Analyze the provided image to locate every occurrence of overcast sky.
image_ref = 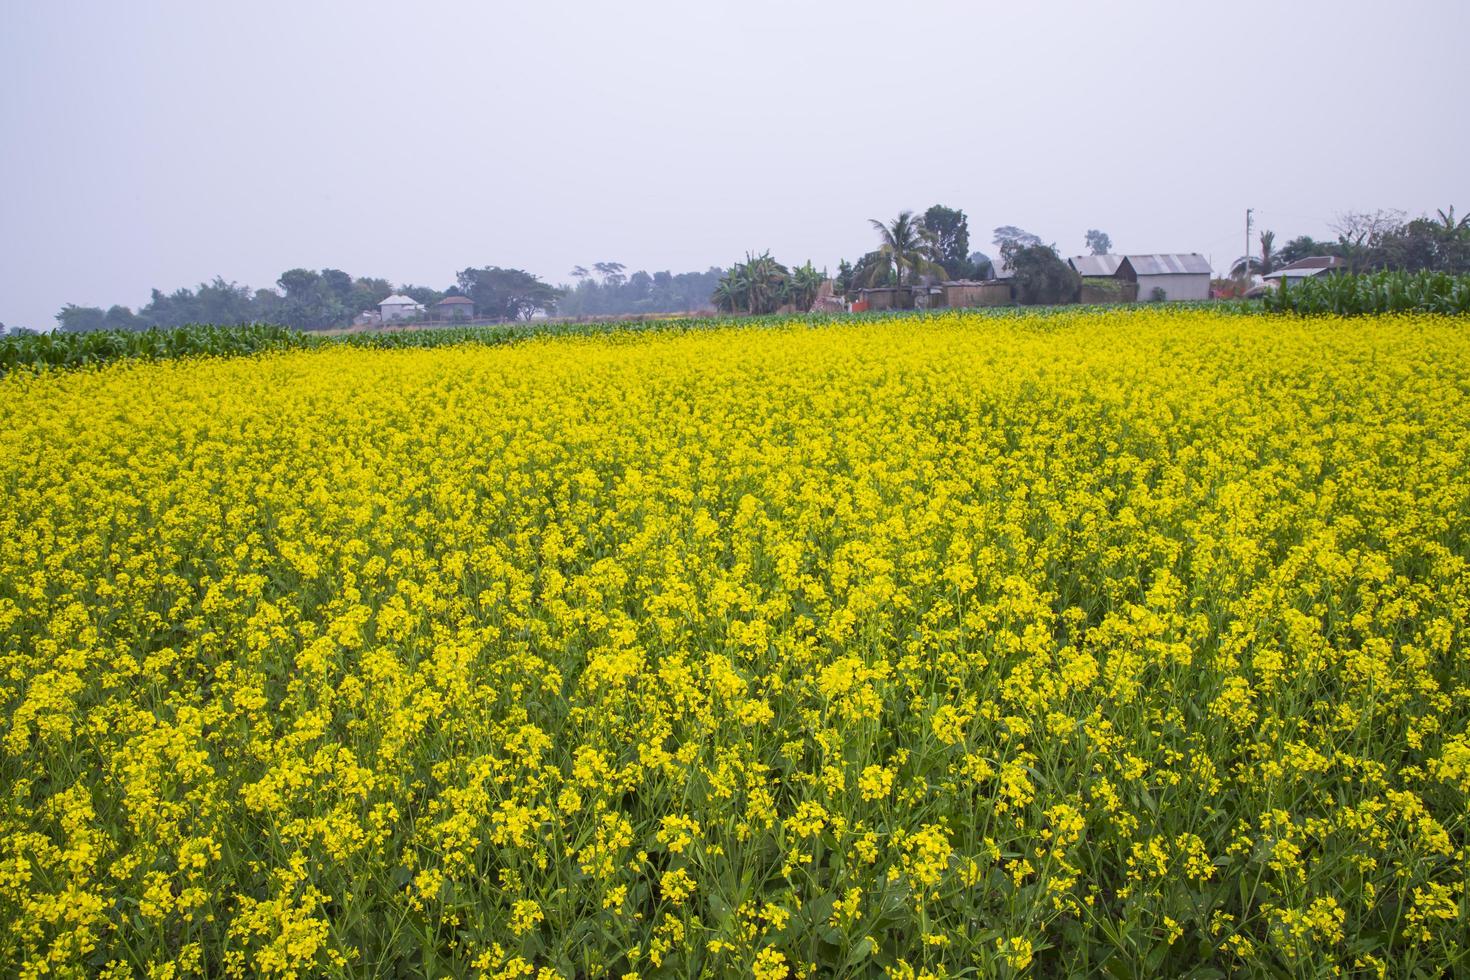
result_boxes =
[2,0,1466,330]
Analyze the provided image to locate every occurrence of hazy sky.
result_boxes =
[2,0,1466,330]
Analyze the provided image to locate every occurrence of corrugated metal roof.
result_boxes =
[1275,255,1346,272]
[1123,253,1212,276]
[436,295,475,305]
[1068,254,1124,277]
[1263,266,1334,281]
[379,294,422,306]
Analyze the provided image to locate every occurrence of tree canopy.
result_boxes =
[868,211,946,287]
[923,205,973,278]
[1009,244,1080,305]
[711,253,823,315]
[455,267,562,321]
[1085,229,1112,255]
[993,226,1044,263]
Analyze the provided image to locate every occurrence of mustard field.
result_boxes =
[2,308,1468,978]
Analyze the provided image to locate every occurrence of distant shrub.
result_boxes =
[1080,277,1126,297]
[1148,286,1167,303]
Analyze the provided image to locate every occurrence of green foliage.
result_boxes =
[1372,211,1470,273]
[455,266,562,320]
[1080,277,1128,297]
[1,323,308,372]
[1262,271,1470,315]
[838,251,894,297]
[993,226,1042,262]
[559,265,723,317]
[923,205,972,278]
[56,304,109,333]
[1276,235,1335,266]
[869,212,946,287]
[712,252,805,315]
[1009,244,1081,305]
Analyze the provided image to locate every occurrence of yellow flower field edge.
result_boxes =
[1,308,1467,978]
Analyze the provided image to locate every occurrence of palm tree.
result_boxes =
[1231,229,1283,277]
[1434,206,1469,235]
[868,211,946,286]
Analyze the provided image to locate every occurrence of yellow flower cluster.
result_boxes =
[1,308,1467,976]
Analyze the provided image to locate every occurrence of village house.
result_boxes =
[434,295,475,320]
[1071,254,1212,302]
[1262,255,1348,285]
[378,294,425,323]
[1118,254,1212,302]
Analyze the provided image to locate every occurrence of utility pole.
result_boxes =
[1244,208,1254,278]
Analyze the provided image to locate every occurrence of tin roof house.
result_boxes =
[1116,254,1212,302]
[1262,256,1348,284]
[379,294,425,323]
[1066,253,1211,302]
[434,295,476,320]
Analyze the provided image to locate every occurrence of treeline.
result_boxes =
[53,266,570,333]
[51,261,727,334]
[59,270,403,333]
[555,263,723,317]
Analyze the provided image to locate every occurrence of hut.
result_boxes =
[859,286,915,311]
[435,295,476,320]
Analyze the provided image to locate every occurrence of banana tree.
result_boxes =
[786,261,824,311]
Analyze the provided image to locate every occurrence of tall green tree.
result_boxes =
[456,267,561,320]
[869,211,944,286]
[275,269,348,330]
[1009,244,1079,305]
[56,304,108,333]
[349,277,395,316]
[923,205,972,278]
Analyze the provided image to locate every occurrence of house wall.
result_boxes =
[862,288,915,311]
[942,283,1012,308]
[1135,274,1209,302]
[381,304,418,322]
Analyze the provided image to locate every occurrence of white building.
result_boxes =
[1118,254,1212,302]
[379,294,425,323]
